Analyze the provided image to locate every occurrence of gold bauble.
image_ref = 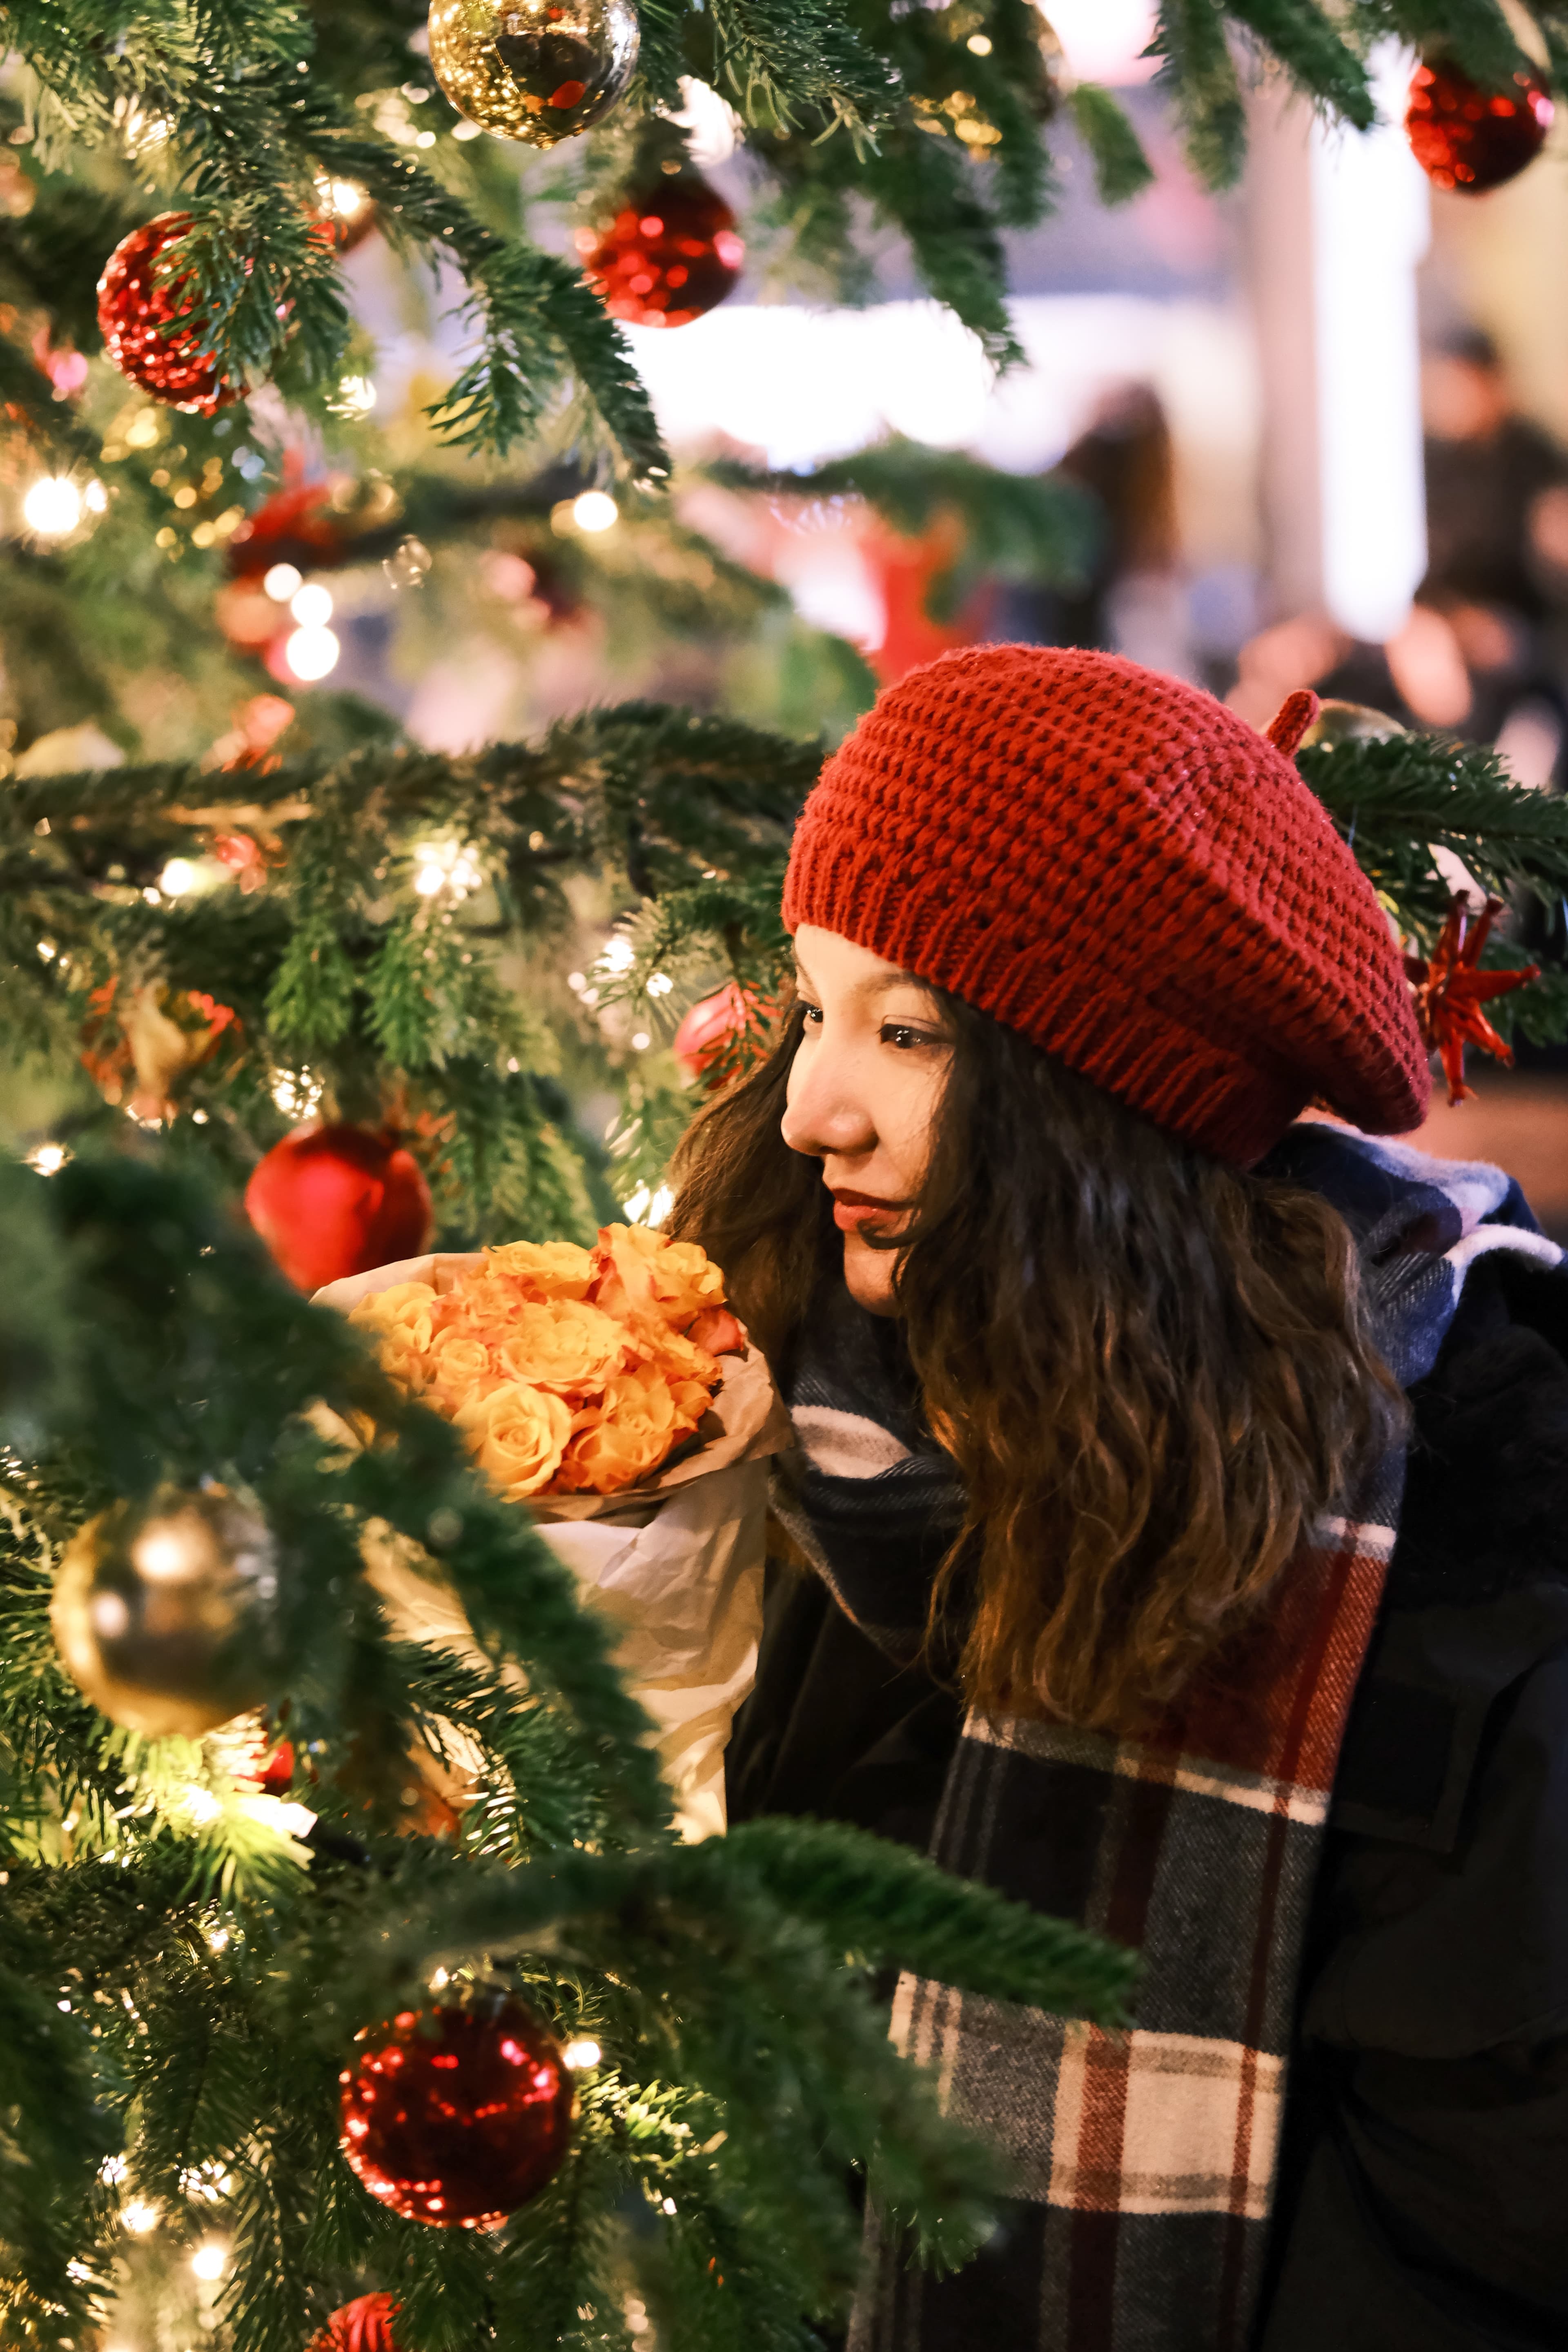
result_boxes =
[1297,699,1407,751]
[428,0,640,147]
[51,1483,277,1738]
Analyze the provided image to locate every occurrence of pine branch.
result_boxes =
[1154,0,1247,190]
[1067,83,1156,203]
[705,440,1100,617]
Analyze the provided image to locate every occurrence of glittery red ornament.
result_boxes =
[1404,894,1539,1105]
[244,1124,433,1294]
[96,214,240,415]
[339,1996,575,2229]
[578,177,744,328]
[1405,57,1554,194]
[307,2293,401,2352]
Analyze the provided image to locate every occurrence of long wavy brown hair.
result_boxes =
[670,993,1404,1734]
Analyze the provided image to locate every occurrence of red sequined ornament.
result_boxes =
[339,1996,575,2229]
[307,2294,401,2352]
[244,1124,433,1293]
[672,982,772,1082]
[1405,57,1554,194]
[1404,894,1538,1105]
[578,176,744,328]
[96,214,240,415]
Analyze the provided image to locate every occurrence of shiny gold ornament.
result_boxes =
[1296,699,1406,750]
[428,0,639,147]
[51,1483,278,1737]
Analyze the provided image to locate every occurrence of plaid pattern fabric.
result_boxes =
[772,1127,1561,2352]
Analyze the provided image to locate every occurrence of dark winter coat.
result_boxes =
[728,1247,1568,2350]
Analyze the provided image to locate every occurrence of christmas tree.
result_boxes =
[8,5,1568,2349]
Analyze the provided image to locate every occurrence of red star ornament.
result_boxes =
[1404,894,1538,1106]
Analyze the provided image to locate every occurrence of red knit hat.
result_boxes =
[782,645,1430,1167]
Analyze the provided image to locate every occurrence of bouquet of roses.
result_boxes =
[339,1225,759,1501]
[316,1226,786,1838]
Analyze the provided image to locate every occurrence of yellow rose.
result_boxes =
[555,1363,682,1495]
[456,1382,572,1499]
[486,1239,596,1301]
[350,1281,439,1353]
[376,1332,432,1399]
[590,1224,726,1330]
[422,1328,497,1412]
[494,1299,631,1398]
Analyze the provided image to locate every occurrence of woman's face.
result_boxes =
[782,923,954,1315]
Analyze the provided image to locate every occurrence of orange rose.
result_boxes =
[686,1304,745,1356]
[486,1239,595,1301]
[422,1328,497,1412]
[590,1224,726,1330]
[494,1299,631,1398]
[456,1383,573,1499]
[627,1314,722,1391]
[555,1363,683,1494]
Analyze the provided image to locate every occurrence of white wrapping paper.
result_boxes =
[315,1250,785,1838]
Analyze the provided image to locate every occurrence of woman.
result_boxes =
[672,647,1568,2352]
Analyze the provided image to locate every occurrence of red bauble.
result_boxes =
[339,1996,575,2230]
[96,214,239,414]
[671,981,770,1080]
[227,482,349,580]
[1406,57,1554,193]
[307,2294,401,2352]
[578,177,744,328]
[245,1125,433,1294]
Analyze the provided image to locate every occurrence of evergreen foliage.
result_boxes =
[1299,725,1568,1042]
[0,1145,1137,2352]
[1,706,815,1236]
[0,2,1559,477]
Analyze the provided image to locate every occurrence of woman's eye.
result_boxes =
[881,1022,936,1050]
[799,1002,824,1027]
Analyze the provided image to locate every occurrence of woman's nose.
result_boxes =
[781,1043,878,1159]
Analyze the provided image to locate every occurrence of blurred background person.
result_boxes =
[998,381,1196,679]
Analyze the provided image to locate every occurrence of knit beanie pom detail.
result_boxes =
[781,647,1429,1167]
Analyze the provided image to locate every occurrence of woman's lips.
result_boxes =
[830,1189,904,1233]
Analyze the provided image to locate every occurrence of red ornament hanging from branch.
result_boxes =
[1404,894,1538,1105]
[244,1124,433,1293]
[96,214,241,414]
[1405,57,1554,194]
[339,1994,576,2228]
[307,2294,402,2352]
[579,176,744,328]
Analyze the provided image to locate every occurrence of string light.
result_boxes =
[562,2036,602,2069]
[283,624,340,682]
[572,490,618,533]
[271,1070,323,1119]
[23,477,84,536]
[158,857,198,896]
[410,839,484,901]
[263,562,303,602]
[190,2243,226,2281]
[290,583,334,626]
[619,1183,674,1228]
[26,1143,69,1175]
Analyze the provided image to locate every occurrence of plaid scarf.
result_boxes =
[769,1125,1561,2352]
